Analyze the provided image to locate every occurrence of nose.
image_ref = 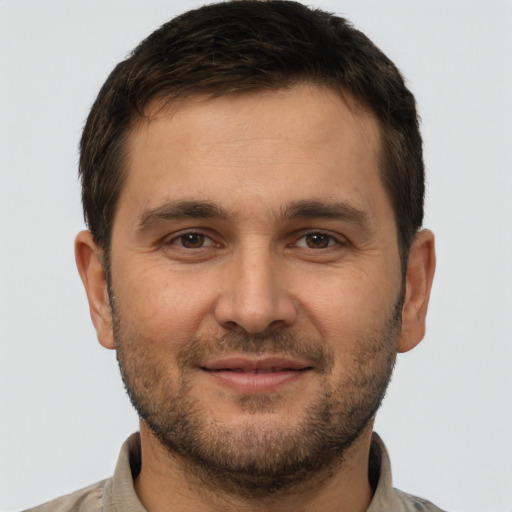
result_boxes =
[214,246,297,334]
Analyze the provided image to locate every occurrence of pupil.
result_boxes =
[307,233,328,248]
[182,233,204,248]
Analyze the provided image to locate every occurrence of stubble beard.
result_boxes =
[113,300,402,498]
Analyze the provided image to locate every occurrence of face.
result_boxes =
[85,85,421,494]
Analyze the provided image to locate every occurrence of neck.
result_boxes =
[134,422,374,512]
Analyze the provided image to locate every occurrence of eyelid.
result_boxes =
[165,229,216,248]
[161,228,347,250]
[291,230,347,249]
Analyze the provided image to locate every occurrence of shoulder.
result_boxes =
[394,487,448,512]
[23,479,107,512]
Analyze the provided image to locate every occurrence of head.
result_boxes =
[79,0,424,273]
[75,0,435,498]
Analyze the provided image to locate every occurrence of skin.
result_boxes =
[76,85,435,512]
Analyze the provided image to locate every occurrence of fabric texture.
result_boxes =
[24,432,446,512]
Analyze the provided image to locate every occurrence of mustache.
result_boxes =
[178,330,334,374]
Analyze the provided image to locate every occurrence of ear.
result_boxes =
[75,230,115,349]
[398,229,436,353]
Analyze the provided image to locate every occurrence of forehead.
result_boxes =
[138,86,380,159]
[120,85,388,223]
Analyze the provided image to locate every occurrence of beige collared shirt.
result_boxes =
[25,432,446,512]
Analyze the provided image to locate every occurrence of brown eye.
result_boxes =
[305,233,331,248]
[179,233,206,248]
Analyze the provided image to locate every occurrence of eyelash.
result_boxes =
[292,231,344,249]
[167,231,216,249]
[166,230,346,250]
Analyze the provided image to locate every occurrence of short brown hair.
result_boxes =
[80,0,424,269]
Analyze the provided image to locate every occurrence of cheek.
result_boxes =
[294,266,397,335]
[112,262,218,345]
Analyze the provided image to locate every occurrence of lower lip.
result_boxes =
[202,369,308,393]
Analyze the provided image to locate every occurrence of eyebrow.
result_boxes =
[135,198,370,232]
[279,200,369,226]
[136,200,230,231]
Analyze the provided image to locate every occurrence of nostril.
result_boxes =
[223,320,240,331]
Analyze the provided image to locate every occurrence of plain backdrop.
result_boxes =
[1,1,511,511]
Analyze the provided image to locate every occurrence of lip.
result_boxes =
[200,356,313,393]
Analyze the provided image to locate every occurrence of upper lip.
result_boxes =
[201,356,312,373]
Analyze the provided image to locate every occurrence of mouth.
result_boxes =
[200,356,313,392]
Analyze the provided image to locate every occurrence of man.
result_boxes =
[27,1,440,510]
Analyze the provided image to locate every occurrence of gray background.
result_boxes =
[1,1,511,511]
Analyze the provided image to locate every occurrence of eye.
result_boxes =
[171,232,213,249]
[295,232,338,249]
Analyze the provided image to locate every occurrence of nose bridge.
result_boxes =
[214,239,296,333]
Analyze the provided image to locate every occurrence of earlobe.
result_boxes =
[398,229,436,353]
[74,230,115,350]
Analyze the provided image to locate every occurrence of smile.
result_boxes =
[212,368,302,374]
[200,356,313,392]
